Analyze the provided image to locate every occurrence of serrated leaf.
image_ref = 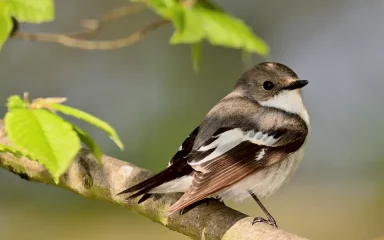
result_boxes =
[50,103,124,150]
[7,0,54,23]
[72,125,102,162]
[192,42,201,72]
[4,109,81,182]
[7,95,26,111]
[0,2,12,51]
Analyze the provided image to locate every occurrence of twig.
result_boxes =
[13,19,169,50]
[69,3,147,39]
[0,120,308,240]
[11,3,170,50]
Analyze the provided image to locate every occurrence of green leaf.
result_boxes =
[72,125,102,162]
[50,103,124,150]
[4,109,81,182]
[170,8,205,43]
[7,0,54,23]
[192,42,201,72]
[7,95,26,111]
[145,0,269,56]
[172,7,269,56]
[0,2,12,50]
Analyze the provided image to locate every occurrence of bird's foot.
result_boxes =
[252,217,278,228]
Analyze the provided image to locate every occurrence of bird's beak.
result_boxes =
[283,80,309,90]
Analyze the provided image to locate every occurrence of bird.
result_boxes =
[118,62,310,227]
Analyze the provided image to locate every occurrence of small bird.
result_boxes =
[118,62,309,227]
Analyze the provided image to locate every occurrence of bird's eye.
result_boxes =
[263,81,274,91]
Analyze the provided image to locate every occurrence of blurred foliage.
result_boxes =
[0,0,269,70]
[144,0,269,56]
[0,0,54,48]
[0,2,12,49]
[6,0,54,23]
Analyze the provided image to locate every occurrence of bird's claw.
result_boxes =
[252,217,278,228]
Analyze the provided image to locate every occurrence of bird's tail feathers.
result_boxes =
[117,162,193,201]
[117,170,170,199]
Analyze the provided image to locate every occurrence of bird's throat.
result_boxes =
[259,90,309,125]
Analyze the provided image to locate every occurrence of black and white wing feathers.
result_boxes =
[166,112,308,215]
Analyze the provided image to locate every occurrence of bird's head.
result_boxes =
[235,62,308,102]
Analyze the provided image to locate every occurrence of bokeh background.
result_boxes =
[1,0,384,239]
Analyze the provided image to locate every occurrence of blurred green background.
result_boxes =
[1,0,384,239]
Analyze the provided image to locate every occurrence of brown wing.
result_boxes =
[165,141,286,216]
[164,96,308,215]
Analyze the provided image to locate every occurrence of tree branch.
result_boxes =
[0,121,308,240]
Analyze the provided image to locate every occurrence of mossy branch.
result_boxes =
[0,120,308,240]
